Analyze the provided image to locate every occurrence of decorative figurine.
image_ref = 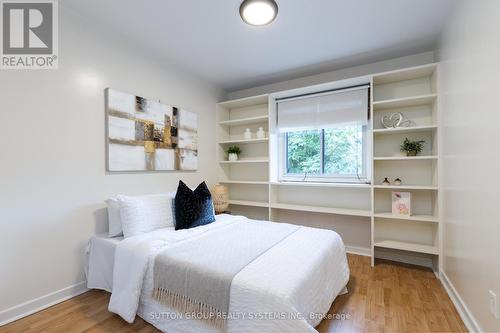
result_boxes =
[381,112,403,128]
[394,178,402,186]
[244,128,252,140]
[256,127,266,139]
[381,112,415,129]
[382,177,391,186]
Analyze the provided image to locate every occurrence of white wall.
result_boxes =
[226,51,436,99]
[438,0,500,331]
[0,5,222,320]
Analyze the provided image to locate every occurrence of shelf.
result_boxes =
[219,180,269,185]
[270,181,371,189]
[218,115,269,127]
[270,203,371,217]
[374,213,439,223]
[374,240,439,255]
[373,125,437,135]
[228,200,269,208]
[373,156,438,161]
[373,94,437,111]
[219,159,269,164]
[218,138,268,145]
[373,64,437,85]
[217,94,268,109]
[373,185,438,190]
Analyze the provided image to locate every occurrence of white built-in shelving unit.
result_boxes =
[215,63,441,273]
[371,63,440,271]
[216,95,270,220]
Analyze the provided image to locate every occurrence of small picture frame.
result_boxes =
[392,192,411,216]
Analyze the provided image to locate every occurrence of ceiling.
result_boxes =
[63,0,455,92]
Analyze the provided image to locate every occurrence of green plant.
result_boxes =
[227,146,241,155]
[400,137,425,155]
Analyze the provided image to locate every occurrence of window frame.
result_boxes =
[279,124,371,184]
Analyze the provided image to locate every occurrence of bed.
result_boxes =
[85,214,349,333]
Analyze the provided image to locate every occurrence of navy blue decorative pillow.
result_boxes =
[174,181,215,230]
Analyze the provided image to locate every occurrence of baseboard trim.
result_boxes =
[0,281,88,327]
[374,249,434,268]
[345,245,371,257]
[440,272,481,333]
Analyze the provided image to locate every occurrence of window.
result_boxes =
[284,124,367,182]
[277,86,370,183]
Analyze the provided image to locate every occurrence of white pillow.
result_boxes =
[117,193,175,238]
[106,197,123,237]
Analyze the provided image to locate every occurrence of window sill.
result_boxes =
[270,181,371,189]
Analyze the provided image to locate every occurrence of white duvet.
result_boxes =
[108,214,349,333]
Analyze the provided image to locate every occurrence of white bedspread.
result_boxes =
[108,214,349,333]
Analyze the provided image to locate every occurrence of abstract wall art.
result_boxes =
[105,88,198,171]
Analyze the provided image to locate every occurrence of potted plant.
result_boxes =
[227,146,241,161]
[400,138,425,156]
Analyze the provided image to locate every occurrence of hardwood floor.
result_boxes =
[0,254,467,333]
[316,255,467,333]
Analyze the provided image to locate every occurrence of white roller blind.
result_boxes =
[277,86,369,132]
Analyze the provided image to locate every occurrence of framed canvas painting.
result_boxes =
[105,88,198,171]
[391,191,411,216]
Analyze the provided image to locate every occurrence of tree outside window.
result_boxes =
[285,124,365,181]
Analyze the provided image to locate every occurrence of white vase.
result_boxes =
[243,128,252,140]
[256,127,266,139]
[228,153,238,161]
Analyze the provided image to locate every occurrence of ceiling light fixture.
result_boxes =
[240,0,278,26]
